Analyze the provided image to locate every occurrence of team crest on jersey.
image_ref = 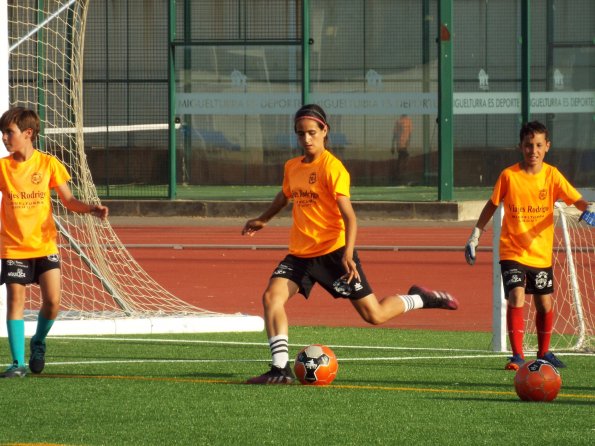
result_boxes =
[539,189,547,200]
[31,172,42,185]
[309,172,317,184]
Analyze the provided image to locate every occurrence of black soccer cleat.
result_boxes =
[408,285,459,310]
[538,351,566,369]
[246,363,295,385]
[29,338,47,374]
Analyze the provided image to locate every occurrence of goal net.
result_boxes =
[0,0,263,335]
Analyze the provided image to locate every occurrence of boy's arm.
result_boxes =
[465,199,498,265]
[241,190,288,236]
[55,183,109,219]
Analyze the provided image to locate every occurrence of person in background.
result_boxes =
[391,114,412,185]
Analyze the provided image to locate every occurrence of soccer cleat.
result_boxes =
[246,363,295,385]
[29,338,47,374]
[538,351,566,369]
[408,285,459,310]
[0,361,27,378]
[505,354,525,371]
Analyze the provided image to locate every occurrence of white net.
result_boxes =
[523,204,595,352]
[5,0,261,333]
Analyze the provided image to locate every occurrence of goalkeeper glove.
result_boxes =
[465,227,482,265]
[579,203,595,227]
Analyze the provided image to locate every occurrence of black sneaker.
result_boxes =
[246,363,295,385]
[539,351,566,369]
[29,338,46,374]
[408,285,459,310]
[0,361,27,378]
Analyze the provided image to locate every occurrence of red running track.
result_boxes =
[113,224,494,332]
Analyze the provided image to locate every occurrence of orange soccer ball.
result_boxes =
[294,344,338,386]
[514,359,562,402]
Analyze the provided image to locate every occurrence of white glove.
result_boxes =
[465,227,482,265]
[579,203,595,227]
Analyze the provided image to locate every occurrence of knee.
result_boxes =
[360,312,384,326]
[262,289,284,310]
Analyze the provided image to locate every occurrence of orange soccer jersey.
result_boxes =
[282,150,350,258]
[0,150,71,259]
[490,162,582,268]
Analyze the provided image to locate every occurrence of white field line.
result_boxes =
[55,336,490,353]
[46,336,595,367]
[46,352,594,368]
[46,355,502,367]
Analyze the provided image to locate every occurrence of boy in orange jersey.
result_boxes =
[464,121,593,371]
[0,107,108,378]
[242,104,458,384]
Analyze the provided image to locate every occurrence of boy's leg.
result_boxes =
[29,268,61,374]
[6,319,25,366]
[505,287,526,370]
[534,293,553,358]
[1,284,27,378]
[533,293,565,367]
[6,283,26,365]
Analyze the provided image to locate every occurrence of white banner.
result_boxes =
[177,91,595,116]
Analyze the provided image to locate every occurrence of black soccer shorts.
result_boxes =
[0,254,61,285]
[270,247,373,300]
[500,260,554,296]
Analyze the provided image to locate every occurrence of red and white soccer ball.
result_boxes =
[294,344,338,386]
[514,359,562,402]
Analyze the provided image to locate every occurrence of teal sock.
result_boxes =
[6,319,25,366]
[33,313,55,344]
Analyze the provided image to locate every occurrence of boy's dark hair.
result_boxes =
[519,120,549,143]
[0,107,41,141]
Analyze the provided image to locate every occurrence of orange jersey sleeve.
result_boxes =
[282,150,350,257]
[490,163,582,267]
[0,150,71,258]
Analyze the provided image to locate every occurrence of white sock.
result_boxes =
[399,294,424,313]
[269,334,289,368]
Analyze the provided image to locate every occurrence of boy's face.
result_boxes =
[520,131,550,170]
[1,122,33,153]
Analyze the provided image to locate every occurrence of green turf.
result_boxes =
[1,327,593,445]
[95,184,494,202]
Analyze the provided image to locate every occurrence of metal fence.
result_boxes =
[78,0,594,199]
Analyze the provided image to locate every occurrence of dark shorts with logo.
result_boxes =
[0,254,61,285]
[500,260,554,296]
[270,247,373,300]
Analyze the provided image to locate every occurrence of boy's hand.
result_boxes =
[465,227,482,265]
[579,203,595,227]
[90,204,108,220]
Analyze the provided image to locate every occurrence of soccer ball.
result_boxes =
[294,344,338,386]
[514,359,562,402]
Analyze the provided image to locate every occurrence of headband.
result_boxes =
[295,115,327,128]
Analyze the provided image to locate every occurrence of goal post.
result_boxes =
[492,201,595,353]
[1,0,263,336]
